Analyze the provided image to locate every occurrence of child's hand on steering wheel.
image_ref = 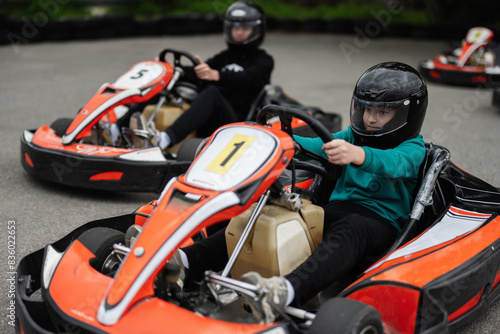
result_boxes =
[322,139,366,166]
[194,55,220,81]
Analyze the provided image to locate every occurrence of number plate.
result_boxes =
[186,126,278,191]
[114,61,166,89]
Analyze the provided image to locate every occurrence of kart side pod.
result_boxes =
[226,198,324,279]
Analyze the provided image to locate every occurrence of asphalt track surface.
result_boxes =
[1,32,500,333]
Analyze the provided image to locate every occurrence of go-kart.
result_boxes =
[20,48,341,193]
[419,26,500,86]
[16,105,500,333]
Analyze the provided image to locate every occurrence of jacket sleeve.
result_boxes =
[359,135,425,179]
[181,51,225,84]
[293,129,350,158]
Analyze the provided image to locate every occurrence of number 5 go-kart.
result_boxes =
[20,48,341,193]
[16,105,500,334]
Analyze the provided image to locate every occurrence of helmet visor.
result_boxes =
[350,96,410,136]
[224,20,261,45]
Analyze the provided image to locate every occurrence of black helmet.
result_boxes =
[350,62,428,149]
[224,2,266,49]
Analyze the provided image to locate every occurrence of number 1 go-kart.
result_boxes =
[419,26,500,86]
[16,105,500,333]
[20,48,341,193]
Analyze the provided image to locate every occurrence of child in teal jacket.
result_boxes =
[294,128,424,234]
[240,62,428,322]
[170,62,428,323]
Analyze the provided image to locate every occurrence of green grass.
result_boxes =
[2,1,92,19]
[1,0,427,24]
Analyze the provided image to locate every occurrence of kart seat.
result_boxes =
[387,143,451,252]
[245,84,326,122]
[245,84,303,121]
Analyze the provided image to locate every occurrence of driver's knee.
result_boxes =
[199,84,221,100]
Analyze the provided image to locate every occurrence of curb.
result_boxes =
[0,13,488,47]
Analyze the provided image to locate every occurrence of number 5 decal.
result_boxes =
[130,69,148,79]
[205,134,255,175]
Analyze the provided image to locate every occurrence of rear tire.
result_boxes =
[50,118,74,137]
[308,298,383,334]
[77,227,125,275]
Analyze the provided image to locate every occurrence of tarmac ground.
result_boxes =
[1,32,500,333]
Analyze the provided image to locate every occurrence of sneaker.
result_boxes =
[159,131,171,150]
[101,122,121,146]
[240,272,288,323]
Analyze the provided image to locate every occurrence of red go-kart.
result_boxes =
[21,48,341,193]
[419,26,500,86]
[16,105,500,333]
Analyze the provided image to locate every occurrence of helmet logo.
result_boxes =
[358,89,386,100]
[231,9,247,17]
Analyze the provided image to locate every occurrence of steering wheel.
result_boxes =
[256,104,342,205]
[158,48,200,68]
[158,48,203,101]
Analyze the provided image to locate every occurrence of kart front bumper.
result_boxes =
[21,129,191,193]
[418,60,500,87]
[15,215,134,334]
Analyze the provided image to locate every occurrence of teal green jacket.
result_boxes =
[295,127,425,233]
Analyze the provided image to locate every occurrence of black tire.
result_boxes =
[492,87,500,107]
[50,118,74,137]
[177,137,207,162]
[77,227,125,275]
[308,298,383,334]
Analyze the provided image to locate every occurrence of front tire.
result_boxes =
[308,298,383,334]
[77,227,125,275]
[50,118,73,137]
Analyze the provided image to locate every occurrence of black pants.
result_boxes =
[165,85,239,146]
[116,85,239,146]
[285,201,396,305]
[182,201,397,304]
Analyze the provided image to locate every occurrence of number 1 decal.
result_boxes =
[205,134,255,175]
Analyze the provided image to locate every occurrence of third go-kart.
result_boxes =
[16,105,500,333]
[21,48,341,193]
[419,26,500,86]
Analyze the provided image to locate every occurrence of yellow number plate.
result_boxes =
[205,134,255,175]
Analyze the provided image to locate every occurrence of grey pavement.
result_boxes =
[1,32,499,333]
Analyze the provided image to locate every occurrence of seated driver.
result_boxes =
[169,62,428,323]
[106,1,274,148]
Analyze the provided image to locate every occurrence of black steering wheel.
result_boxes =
[158,48,203,101]
[158,48,200,68]
[256,104,342,205]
